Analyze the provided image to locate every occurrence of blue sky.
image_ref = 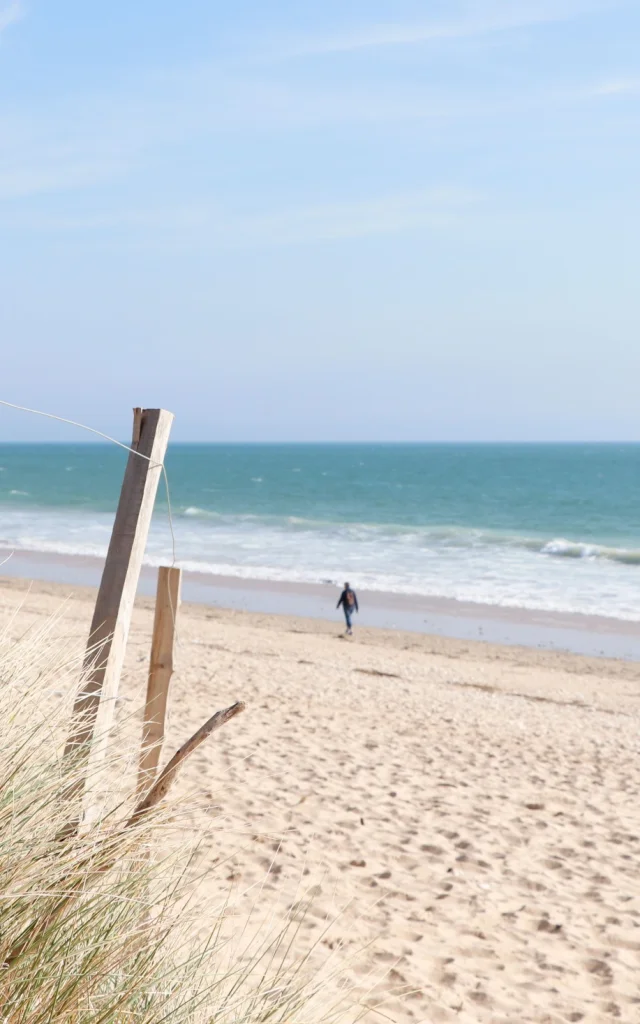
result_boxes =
[1,0,639,441]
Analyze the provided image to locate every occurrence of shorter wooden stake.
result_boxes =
[137,566,182,798]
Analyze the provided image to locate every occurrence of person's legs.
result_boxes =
[344,607,352,634]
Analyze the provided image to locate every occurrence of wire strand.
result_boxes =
[0,398,177,568]
[0,399,153,458]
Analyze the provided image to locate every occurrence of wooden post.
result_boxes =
[65,408,174,816]
[137,566,181,799]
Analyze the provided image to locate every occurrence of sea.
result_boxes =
[0,443,639,621]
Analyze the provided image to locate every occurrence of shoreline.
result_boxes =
[2,546,640,661]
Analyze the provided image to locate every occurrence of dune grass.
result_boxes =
[0,613,361,1024]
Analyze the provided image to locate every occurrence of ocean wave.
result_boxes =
[182,506,223,518]
[173,512,640,566]
[535,538,640,565]
[0,537,107,559]
[5,535,639,621]
[3,498,639,570]
[2,503,640,621]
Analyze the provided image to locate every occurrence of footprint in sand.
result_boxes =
[420,844,445,856]
[585,958,614,983]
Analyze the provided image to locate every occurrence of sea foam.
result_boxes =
[1,505,639,621]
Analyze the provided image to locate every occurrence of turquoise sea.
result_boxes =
[0,443,639,620]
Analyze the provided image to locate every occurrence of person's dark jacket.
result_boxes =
[337,589,359,612]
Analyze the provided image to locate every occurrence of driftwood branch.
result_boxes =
[128,700,245,826]
[4,700,245,970]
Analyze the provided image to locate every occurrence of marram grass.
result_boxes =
[0,614,366,1024]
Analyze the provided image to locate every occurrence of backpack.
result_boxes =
[346,590,355,607]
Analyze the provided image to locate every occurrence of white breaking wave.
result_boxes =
[0,505,639,621]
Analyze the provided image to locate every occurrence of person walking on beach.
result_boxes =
[337,582,359,635]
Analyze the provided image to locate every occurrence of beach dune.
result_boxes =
[2,575,639,1024]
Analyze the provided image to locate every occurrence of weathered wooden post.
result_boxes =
[137,565,182,798]
[65,407,174,821]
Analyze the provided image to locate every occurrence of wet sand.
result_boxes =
[2,549,640,660]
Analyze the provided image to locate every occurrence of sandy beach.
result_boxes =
[2,574,640,1023]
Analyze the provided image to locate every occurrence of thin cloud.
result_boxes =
[8,187,482,246]
[236,187,481,245]
[0,159,127,200]
[0,1,25,35]
[1,10,633,206]
[0,70,522,203]
[591,78,640,96]
[283,0,623,56]
[0,68,621,203]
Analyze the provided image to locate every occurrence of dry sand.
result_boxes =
[2,576,640,1024]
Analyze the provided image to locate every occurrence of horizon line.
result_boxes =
[1,439,639,447]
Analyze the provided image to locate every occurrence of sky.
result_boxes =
[1,0,639,442]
